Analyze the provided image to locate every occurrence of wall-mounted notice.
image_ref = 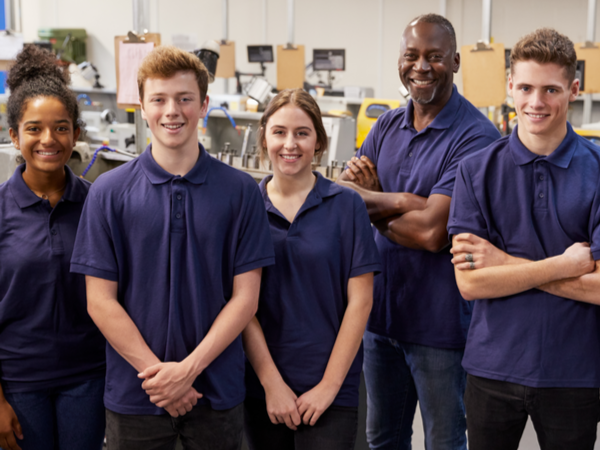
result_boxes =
[116,41,154,106]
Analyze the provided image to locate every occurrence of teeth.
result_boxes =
[282,155,299,160]
[412,80,433,85]
[163,124,183,129]
[38,151,58,156]
[528,114,546,118]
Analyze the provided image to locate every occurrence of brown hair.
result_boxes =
[138,45,209,104]
[257,89,328,161]
[510,28,577,83]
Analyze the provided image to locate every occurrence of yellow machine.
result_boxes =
[356,98,401,148]
[574,128,600,145]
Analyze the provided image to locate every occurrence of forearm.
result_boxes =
[242,317,286,389]
[183,269,261,378]
[86,277,160,372]
[337,179,426,221]
[456,255,574,301]
[538,263,600,304]
[376,212,448,252]
[321,274,373,390]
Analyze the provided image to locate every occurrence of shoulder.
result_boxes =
[88,157,143,199]
[459,135,510,172]
[454,94,501,141]
[375,106,406,130]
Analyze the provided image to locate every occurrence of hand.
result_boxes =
[562,242,595,278]
[264,379,302,430]
[344,156,382,192]
[163,387,203,417]
[296,381,339,426]
[0,400,22,450]
[451,233,513,270]
[138,361,200,408]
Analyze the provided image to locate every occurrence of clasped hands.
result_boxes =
[451,233,594,277]
[344,156,382,192]
[138,361,202,418]
[263,378,338,430]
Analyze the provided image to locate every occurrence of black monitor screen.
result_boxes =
[247,45,274,63]
[313,49,345,71]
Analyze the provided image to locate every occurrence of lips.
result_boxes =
[162,124,184,130]
[35,150,60,156]
[410,79,435,86]
[281,154,300,161]
[525,113,549,119]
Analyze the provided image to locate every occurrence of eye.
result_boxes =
[521,86,530,92]
[26,126,39,132]
[547,88,557,94]
[57,126,70,132]
[430,54,443,60]
[404,53,416,60]
[151,97,163,103]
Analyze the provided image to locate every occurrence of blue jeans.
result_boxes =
[2,377,105,450]
[363,331,467,450]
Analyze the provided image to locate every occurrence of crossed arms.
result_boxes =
[450,233,600,304]
[337,155,450,252]
[86,268,261,417]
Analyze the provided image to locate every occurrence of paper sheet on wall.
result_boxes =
[117,41,154,105]
[0,33,24,60]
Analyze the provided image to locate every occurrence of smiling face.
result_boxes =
[265,104,320,179]
[399,21,459,106]
[141,71,208,154]
[9,96,79,178]
[509,60,578,147]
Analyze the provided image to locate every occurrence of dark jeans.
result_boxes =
[2,377,105,450]
[244,396,358,450]
[105,403,243,450]
[465,374,600,450]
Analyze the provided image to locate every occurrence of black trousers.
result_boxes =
[465,374,600,450]
[105,404,243,450]
[244,397,358,450]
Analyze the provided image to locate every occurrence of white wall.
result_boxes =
[19,0,600,100]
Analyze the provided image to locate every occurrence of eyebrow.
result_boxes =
[270,125,313,130]
[23,119,71,125]
[148,91,197,96]
[516,83,563,89]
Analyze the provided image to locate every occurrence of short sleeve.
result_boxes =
[590,181,600,261]
[233,183,275,276]
[447,160,489,241]
[431,132,499,198]
[349,193,381,278]
[70,190,119,281]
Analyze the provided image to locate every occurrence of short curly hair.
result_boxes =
[7,45,82,133]
[510,28,577,83]
[137,46,209,105]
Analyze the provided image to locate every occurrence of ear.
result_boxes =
[453,52,460,73]
[8,128,19,149]
[140,99,147,120]
[73,127,81,145]
[199,94,209,118]
[507,73,514,96]
[569,78,580,102]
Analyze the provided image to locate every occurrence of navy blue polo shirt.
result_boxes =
[245,174,380,407]
[71,144,275,414]
[448,124,600,387]
[0,165,105,393]
[356,86,500,348]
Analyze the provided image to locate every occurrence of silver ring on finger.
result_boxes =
[465,253,474,262]
[469,261,475,270]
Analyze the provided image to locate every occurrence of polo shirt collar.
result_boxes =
[140,143,210,185]
[259,172,343,219]
[509,123,577,168]
[8,164,85,209]
[400,84,461,131]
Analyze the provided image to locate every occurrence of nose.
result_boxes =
[165,98,180,116]
[40,128,56,146]
[284,132,297,150]
[529,90,545,109]
[414,56,430,72]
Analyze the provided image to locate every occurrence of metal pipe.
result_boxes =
[482,0,492,44]
[222,0,229,41]
[263,0,268,43]
[440,0,447,17]
[378,0,384,98]
[287,0,295,45]
[132,0,150,34]
[587,0,597,43]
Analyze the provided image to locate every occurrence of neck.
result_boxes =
[517,123,568,156]
[22,166,67,195]
[412,85,453,131]
[269,168,316,198]
[152,142,200,176]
